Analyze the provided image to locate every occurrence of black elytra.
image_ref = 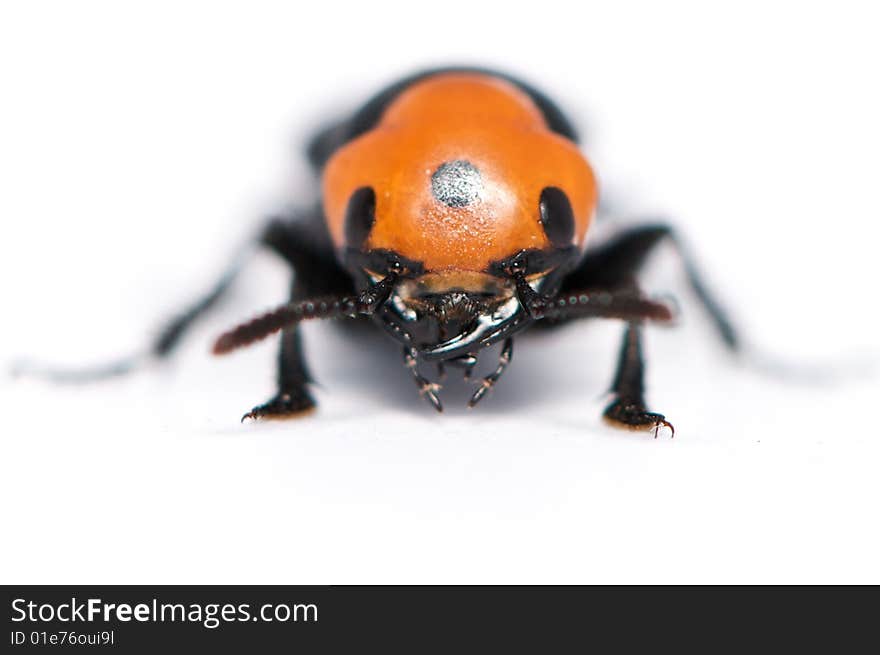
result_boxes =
[344,186,376,247]
[539,186,575,246]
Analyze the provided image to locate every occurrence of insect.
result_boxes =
[30,68,739,435]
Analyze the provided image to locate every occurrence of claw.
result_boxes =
[241,391,315,421]
[603,399,674,438]
[653,418,675,439]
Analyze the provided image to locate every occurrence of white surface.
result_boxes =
[1,1,878,584]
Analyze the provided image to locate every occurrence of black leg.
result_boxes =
[14,236,256,382]
[602,322,673,438]
[467,338,514,408]
[539,223,736,436]
[137,213,338,361]
[151,252,248,359]
[241,328,316,421]
[560,224,738,351]
[20,209,358,424]
[238,213,355,420]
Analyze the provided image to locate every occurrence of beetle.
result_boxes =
[30,68,739,435]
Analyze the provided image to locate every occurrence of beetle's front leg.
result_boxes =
[603,322,673,438]
[242,329,316,421]
[238,213,356,422]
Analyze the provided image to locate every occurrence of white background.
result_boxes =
[2,1,878,584]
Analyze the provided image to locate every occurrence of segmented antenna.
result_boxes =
[212,272,398,355]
